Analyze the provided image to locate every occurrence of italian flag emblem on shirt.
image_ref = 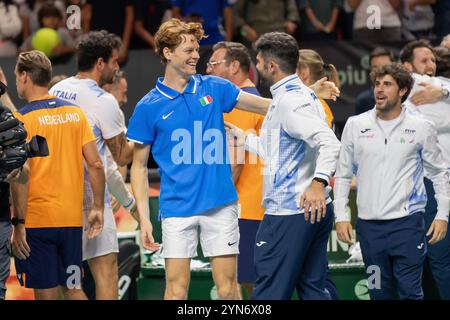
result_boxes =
[199,95,213,106]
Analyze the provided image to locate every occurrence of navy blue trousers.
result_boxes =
[357,213,426,300]
[252,205,333,300]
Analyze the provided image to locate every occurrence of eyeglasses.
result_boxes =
[206,59,227,69]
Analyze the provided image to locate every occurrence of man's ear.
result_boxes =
[268,59,278,74]
[163,47,172,63]
[20,71,28,85]
[96,57,105,72]
[230,60,240,75]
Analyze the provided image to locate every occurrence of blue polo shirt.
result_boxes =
[171,0,232,45]
[127,75,241,218]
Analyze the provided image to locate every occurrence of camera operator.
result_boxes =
[0,66,29,300]
[10,51,106,300]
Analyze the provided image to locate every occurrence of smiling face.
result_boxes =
[164,34,200,77]
[409,47,436,76]
[374,74,405,113]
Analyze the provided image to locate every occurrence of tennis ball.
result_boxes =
[31,28,60,58]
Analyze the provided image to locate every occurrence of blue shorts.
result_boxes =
[237,218,261,284]
[15,227,83,289]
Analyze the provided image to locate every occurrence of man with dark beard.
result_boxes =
[49,31,135,300]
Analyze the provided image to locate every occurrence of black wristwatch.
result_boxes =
[313,177,328,187]
[11,217,25,226]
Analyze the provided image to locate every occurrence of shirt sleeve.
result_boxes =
[213,77,242,113]
[333,117,356,222]
[96,96,126,140]
[279,92,341,185]
[126,102,155,145]
[421,121,450,222]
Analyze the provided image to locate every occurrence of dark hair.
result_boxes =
[37,3,62,27]
[212,41,251,74]
[370,63,414,103]
[16,50,52,87]
[255,32,299,74]
[400,40,434,63]
[434,46,450,78]
[77,30,121,72]
[369,47,394,66]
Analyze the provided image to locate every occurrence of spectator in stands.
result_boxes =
[171,0,233,46]
[20,3,76,58]
[84,0,135,63]
[233,0,299,46]
[400,0,435,40]
[133,0,172,49]
[0,0,23,57]
[297,49,340,131]
[441,34,450,49]
[432,0,450,38]
[18,0,65,38]
[297,0,341,41]
[349,0,402,43]
[355,47,394,115]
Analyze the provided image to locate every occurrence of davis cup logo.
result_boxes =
[199,95,213,106]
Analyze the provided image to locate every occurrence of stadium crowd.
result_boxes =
[0,0,450,302]
[1,0,450,58]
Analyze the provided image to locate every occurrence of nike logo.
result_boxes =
[256,241,267,247]
[360,128,371,133]
[162,111,174,120]
[227,241,237,246]
[417,243,424,250]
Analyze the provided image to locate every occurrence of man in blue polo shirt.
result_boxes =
[127,18,272,300]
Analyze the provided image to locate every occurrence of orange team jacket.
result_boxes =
[14,95,95,228]
[224,86,265,221]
